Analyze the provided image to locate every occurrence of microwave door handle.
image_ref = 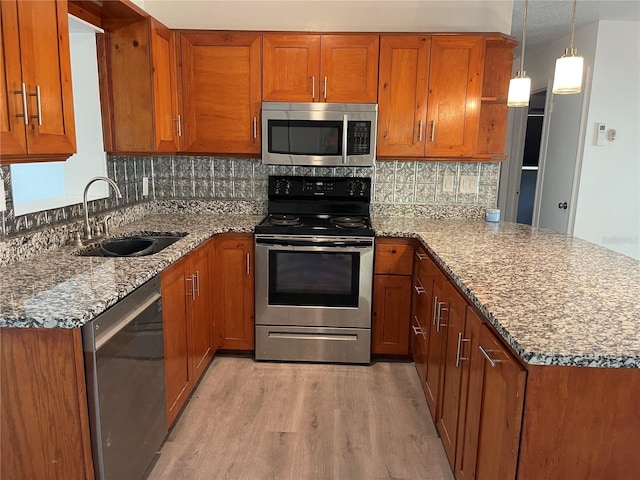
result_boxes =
[342,114,348,164]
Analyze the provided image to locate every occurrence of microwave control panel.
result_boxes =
[347,121,371,155]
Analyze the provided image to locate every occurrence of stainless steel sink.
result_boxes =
[77,233,187,257]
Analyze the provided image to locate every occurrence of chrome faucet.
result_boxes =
[83,177,122,240]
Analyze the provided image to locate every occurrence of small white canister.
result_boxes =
[485,208,500,223]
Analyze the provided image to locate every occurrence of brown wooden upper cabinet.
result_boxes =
[0,0,76,163]
[99,17,181,153]
[377,34,514,160]
[179,32,261,154]
[263,33,379,103]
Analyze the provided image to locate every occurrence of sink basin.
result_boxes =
[77,233,187,257]
[100,237,157,257]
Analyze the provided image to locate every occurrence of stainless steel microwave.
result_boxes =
[261,102,377,166]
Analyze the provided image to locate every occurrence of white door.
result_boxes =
[534,79,588,234]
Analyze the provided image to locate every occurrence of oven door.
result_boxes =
[255,235,374,329]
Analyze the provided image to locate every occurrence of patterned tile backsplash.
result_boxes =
[0,156,500,241]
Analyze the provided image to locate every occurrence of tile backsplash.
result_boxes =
[0,157,499,240]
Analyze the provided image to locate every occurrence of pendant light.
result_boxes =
[507,0,531,107]
[552,0,584,94]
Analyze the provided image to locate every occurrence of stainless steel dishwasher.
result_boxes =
[82,276,167,480]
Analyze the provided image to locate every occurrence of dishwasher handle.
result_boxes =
[91,291,162,351]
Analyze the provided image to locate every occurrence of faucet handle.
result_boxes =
[103,215,112,237]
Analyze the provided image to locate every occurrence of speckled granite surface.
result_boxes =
[374,217,640,369]
[0,214,262,329]
[2,213,639,369]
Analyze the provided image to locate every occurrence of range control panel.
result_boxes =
[269,176,371,199]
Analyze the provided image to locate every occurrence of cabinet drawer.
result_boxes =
[375,243,414,275]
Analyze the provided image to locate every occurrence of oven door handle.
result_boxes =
[255,238,373,248]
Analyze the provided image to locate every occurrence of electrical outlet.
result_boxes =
[442,174,455,193]
[459,175,479,194]
[142,176,149,197]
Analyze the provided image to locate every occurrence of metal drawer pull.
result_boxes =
[430,120,435,142]
[311,76,316,100]
[432,296,439,325]
[414,278,425,295]
[246,253,251,275]
[29,85,43,125]
[436,302,448,331]
[412,325,423,336]
[175,115,182,136]
[194,271,200,297]
[15,82,29,125]
[323,76,328,100]
[479,345,504,368]
[415,251,428,260]
[413,316,427,339]
[418,119,423,141]
[253,117,257,139]
[456,332,471,367]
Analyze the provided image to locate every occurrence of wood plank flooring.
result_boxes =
[149,356,454,480]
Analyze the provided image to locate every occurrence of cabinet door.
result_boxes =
[377,35,430,157]
[161,257,192,428]
[436,283,467,468]
[262,33,320,102]
[16,0,75,156]
[372,275,412,355]
[0,1,27,155]
[474,326,526,480]
[215,233,255,350]
[411,292,429,394]
[320,34,379,103]
[150,19,180,152]
[426,36,482,157]
[455,307,483,480]
[424,268,446,420]
[187,242,213,383]
[180,32,261,153]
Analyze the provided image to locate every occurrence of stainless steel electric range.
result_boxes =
[254,175,374,364]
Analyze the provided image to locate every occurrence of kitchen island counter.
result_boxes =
[373,217,640,369]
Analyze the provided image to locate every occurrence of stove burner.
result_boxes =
[269,214,301,226]
[331,216,367,228]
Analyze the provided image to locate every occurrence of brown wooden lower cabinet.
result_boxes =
[162,239,215,427]
[372,275,412,355]
[214,233,255,350]
[0,328,94,480]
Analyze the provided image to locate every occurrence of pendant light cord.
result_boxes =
[519,0,528,73]
[569,0,577,51]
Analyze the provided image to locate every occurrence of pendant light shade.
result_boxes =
[508,0,530,107]
[552,0,583,94]
[508,73,532,107]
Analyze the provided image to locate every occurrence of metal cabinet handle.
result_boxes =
[415,251,428,261]
[432,296,439,325]
[14,82,29,125]
[176,115,182,136]
[456,332,471,368]
[253,117,257,140]
[28,85,43,125]
[194,271,200,297]
[412,325,423,336]
[430,120,435,142]
[185,276,194,300]
[311,76,316,101]
[342,114,348,164]
[418,119,423,141]
[246,253,250,275]
[414,283,426,295]
[479,345,504,368]
[323,76,327,101]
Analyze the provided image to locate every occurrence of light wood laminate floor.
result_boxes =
[149,356,454,480]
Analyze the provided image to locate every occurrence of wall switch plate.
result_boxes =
[459,175,479,194]
[0,179,6,212]
[442,174,455,193]
[142,176,149,197]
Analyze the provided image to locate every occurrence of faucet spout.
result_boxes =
[83,177,122,240]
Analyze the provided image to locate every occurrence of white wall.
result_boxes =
[573,21,640,259]
[141,0,512,33]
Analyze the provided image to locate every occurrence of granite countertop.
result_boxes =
[373,217,640,369]
[1,212,639,369]
[0,213,262,329]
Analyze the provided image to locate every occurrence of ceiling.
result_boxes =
[511,0,640,53]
